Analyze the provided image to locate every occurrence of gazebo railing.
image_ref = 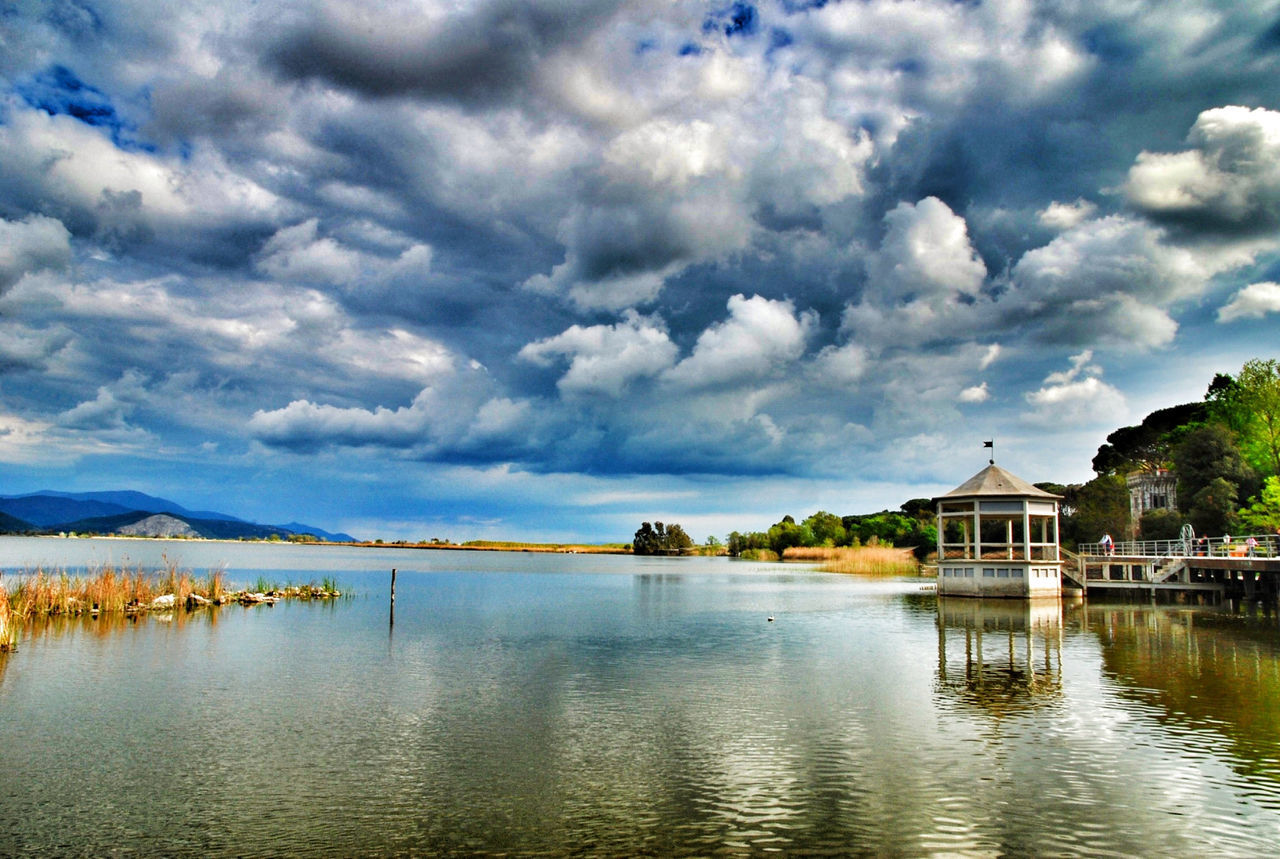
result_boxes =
[939,545,1061,562]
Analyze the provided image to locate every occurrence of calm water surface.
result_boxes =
[2,537,1280,856]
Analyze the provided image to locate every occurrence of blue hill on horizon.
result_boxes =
[0,491,357,542]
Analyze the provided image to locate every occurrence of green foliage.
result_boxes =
[1235,359,1280,478]
[767,518,813,556]
[1240,477,1280,533]
[1188,477,1240,535]
[1138,508,1183,541]
[724,505,937,560]
[1062,474,1129,548]
[899,498,934,518]
[1173,423,1259,510]
[802,511,845,546]
[632,521,695,555]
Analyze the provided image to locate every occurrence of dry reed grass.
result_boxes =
[0,561,334,653]
[0,583,12,652]
[1,562,228,621]
[783,545,920,576]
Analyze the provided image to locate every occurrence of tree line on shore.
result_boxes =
[638,356,1279,558]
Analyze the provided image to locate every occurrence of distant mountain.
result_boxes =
[0,510,33,532]
[0,491,357,542]
[8,490,246,524]
[279,522,359,543]
[0,494,134,528]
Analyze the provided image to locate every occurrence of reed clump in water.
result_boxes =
[0,585,13,652]
[0,561,340,649]
[784,545,921,576]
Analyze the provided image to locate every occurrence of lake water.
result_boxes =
[2,537,1280,856]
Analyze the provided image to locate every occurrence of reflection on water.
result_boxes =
[935,598,1063,717]
[3,543,1280,855]
[1086,601,1280,792]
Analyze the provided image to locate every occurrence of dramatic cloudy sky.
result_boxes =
[2,0,1279,542]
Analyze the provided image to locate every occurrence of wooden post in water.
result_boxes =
[390,568,397,628]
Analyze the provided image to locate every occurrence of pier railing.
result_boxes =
[1080,534,1279,559]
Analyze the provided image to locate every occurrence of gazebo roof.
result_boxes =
[935,464,1061,501]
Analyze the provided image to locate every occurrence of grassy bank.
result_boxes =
[783,545,921,576]
[0,562,342,652]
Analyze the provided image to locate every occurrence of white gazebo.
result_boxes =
[934,463,1062,598]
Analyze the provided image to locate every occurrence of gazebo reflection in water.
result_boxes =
[935,598,1064,716]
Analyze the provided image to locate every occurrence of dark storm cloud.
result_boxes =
[266,0,629,106]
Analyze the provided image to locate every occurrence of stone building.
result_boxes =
[1127,468,1177,525]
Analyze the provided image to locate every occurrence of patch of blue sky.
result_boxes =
[768,28,794,52]
[1081,24,1141,64]
[704,2,758,38]
[635,38,658,55]
[16,65,155,153]
[678,41,703,57]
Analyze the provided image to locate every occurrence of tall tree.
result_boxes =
[632,521,694,555]
[802,511,846,546]
[1091,402,1207,475]
[1172,423,1258,511]
[1235,358,1280,478]
[1064,475,1130,548]
[1188,477,1240,536]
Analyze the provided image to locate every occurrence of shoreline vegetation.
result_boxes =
[0,560,343,652]
[357,540,632,554]
[783,545,922,576]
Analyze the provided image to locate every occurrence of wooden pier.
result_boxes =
[1071,535,1280,603]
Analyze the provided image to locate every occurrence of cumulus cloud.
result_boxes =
[256,220,364,285]
[0,104,279,250]
[959,383,989,403]
[842,197,987,349]
[0,215,72,292]
[518,311,677,397]
[664,294,816,390]
[1218,281,1280,322]
[256,219,435,291]
[58,369,149,431]
[1004,216,1208,349]
[248,356,509,456]
[1024,351,1126,427]
[1125,105,1280,232]
[1038,199,1097,231]
[868,197,986,302]
[811,342,870,388]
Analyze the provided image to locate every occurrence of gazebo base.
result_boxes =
[937,562,1061,598]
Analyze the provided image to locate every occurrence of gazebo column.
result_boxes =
[973,506,981,561]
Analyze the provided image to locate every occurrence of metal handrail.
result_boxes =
[1081,534,1279,558]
